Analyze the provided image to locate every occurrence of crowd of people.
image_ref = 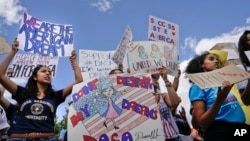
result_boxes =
[0,30,250,141]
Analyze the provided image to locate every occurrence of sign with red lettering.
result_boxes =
[148,15,179,54]
[68,73,165,141]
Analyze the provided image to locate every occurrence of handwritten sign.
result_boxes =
[10,53,59,78]
[0,37,11,54]
[79,49,117,80]
[186,64,250,89]
[148,15,179,60]
[68,73,165,141]
[112,25,133,65]
[17,13,74,56]
[127,41,178,76]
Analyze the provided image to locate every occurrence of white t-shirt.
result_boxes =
[0,105,9,131]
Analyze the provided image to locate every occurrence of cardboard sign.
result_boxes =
[17,13,74,56]
[0,37,11,54]
[68,73,165,141]
[186,64,250,89]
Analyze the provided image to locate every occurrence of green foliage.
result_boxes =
[54,107,69,139]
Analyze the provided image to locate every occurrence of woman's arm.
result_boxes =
[0,87,10,110]
[160,67,180,109]
[0,38,18,95]
[62,50,83,98]
[172,69,181,91]
[192,82,233,128]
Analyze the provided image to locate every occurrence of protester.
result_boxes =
[0,103,9,141]
[151,66,181,141]
[238,30,250,69]
[0,38,83,141]
[238,30,250,92]
[0,86,18,141]
[185,51,250,141]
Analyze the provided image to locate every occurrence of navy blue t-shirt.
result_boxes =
[10,85,64,133]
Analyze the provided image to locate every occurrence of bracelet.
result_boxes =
[165,81,172,87]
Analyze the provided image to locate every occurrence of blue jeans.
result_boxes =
[9,136,56,141]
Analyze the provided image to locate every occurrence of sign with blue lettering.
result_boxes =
[68,73,165,141]
[17,13,74,57]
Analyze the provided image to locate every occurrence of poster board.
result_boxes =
[0,37,11,54]
[112,25,133,65]
[78,49,117,80]
[186,64,250,89]
[67,73,165,141]
[127,41,178,76]
[10,53,59,78]
[17,13,74,57]
[148,15,179,61]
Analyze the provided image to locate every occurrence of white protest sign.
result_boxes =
[148,15,179,61]
[10,53,59,78]
[186,64,250,89]
[112,25,133,65]
[17,13,74,57]
[0,37,11,54]
[78,49,117,80]
[127,41,178,76]
[68,73,165,141]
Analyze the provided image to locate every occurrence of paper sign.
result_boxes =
[0,37,11,54]
[186,64,250,89]
[68,73,165,140]
[127,41,178,76]
[17,13,74,56]
[10,53,59,78]
[148,15,179,59]
[79,49,117,80]
[112,25,133,65]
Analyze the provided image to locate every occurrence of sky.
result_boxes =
[0,0,250,123]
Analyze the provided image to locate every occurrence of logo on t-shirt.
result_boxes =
[31,103,44,115]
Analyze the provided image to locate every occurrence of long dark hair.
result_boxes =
[19,65,57,101]
[238,30,250,66]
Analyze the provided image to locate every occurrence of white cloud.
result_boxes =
[0,0,26,26]
[246,17,250,24]
[90,0,120,13]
